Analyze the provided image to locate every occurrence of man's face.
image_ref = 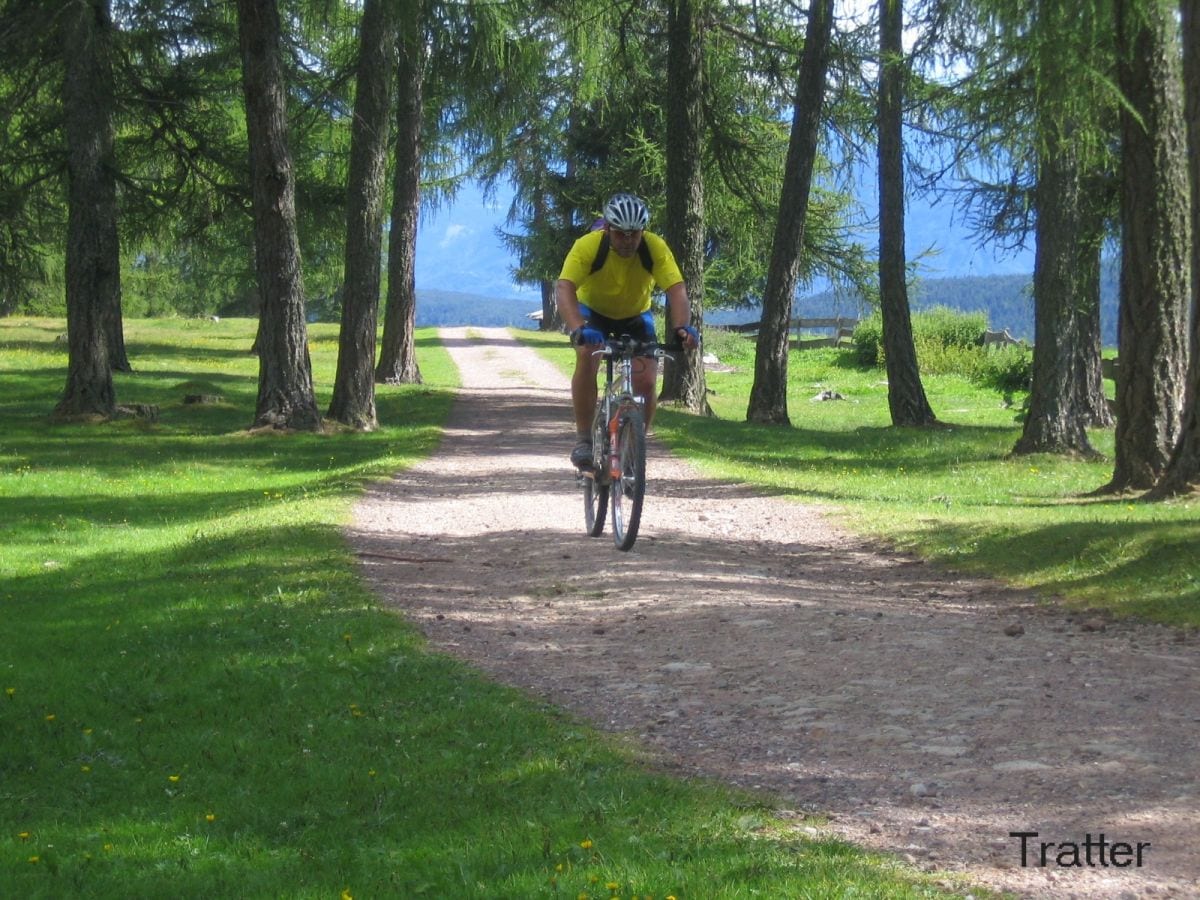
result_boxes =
[607,225,643,258]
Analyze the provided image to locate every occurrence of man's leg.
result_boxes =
[572,345,601,434]
[632,356,659,428]
[570,346,601,466]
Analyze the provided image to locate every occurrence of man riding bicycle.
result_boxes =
[556,192,700,469]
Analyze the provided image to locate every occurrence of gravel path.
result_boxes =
[348,327,1200,899]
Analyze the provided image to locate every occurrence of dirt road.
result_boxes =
[348,327,1199,899]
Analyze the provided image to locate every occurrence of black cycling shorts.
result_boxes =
[578,305,658,353]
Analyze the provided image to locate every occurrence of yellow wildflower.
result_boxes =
[168,774,180,783]
[580,839,593,849]
[205,813,216,823]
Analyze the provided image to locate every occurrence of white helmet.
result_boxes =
[603,193,650,231]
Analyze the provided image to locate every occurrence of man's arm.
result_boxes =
[556,279,586,333]
[664,281,699,349]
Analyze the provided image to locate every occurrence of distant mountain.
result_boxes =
[712,267,1120,347]
[416,288,540,330]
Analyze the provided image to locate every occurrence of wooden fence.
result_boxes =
[725,316,859,349]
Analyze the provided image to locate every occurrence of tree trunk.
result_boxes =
[376,11,425,386]
[1014,108,1100,455]
[1148,0,1200,497]
[1105,0,1189,491]
[328,0,397,429]
[236,0,321,431]
[533,190,562,331]
[659,0,711,415]
[877,0,936,428]
[746,0,834,426]
[1074,205,1115,430]
[54,0,119,420]
[539,279,561,331]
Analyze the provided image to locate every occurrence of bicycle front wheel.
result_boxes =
[609,405,646,551]
[583,473,608,536]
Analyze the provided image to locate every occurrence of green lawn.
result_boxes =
[0,317,966,899]
[517,325,1199,627]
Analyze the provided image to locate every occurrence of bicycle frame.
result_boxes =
[591,337,663,482]
[579,336,673,551]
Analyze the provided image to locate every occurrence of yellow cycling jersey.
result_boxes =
[558,229,684,319]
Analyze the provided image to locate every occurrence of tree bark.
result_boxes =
[659,0,711,415]
[539,279,562,332]
[376,11,425,386]
[236,0,321,431]
[1014,113,1101,455]
[54,0,119,420]
[1148,0,1200,497]
[877,0,936,428]
[746,0,834,426]
[1073,208,1115,431]
[1104,0,1189,491]
[328,0,397,429]
[532,187,562,331]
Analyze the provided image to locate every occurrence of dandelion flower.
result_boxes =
[168,774,180,783]
[5,688,14,698]
[606,883,620,892]
[205,813,216,823]
[580,839,593,850]
[341,890,353,900]
[44,714,56,722]
[18,832,30,841]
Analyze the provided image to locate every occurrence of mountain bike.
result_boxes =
[578,336,674,551]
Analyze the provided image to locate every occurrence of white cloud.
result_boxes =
[439,224,470,248]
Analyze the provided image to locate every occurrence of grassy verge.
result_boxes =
[1,318,963,898]
[515,326,1199,627]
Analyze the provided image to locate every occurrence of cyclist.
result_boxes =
[556,192,700,469]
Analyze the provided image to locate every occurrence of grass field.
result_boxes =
[518,326,1199,628]
[1,317,965,898]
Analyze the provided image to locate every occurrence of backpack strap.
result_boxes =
[589,231,655,275]
[589,232,611,274]
[637,239,654,273]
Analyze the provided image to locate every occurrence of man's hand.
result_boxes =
[571,326,605,346]
[674,325,700,350]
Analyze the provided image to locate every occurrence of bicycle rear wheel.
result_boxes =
[609,405,646,551]
[583,473,608,536]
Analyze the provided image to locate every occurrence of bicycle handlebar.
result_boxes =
[590,335,683,359]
